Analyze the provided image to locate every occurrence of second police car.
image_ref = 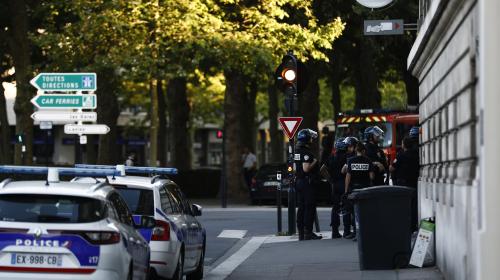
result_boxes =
[0,166,151,280]
[73,164,206,280]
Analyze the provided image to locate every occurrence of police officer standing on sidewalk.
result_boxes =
[328,138,348,239]
[295,129,322,241]
[390,127,420,230]
[364,126,388,185]
[343,142,375,239]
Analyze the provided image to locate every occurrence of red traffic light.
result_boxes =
[216,130,223,139]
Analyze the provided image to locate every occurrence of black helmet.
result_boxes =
[343,136,359,147]
[364,126,384,141]
[409,126,420,139]
[334,138,347,151]
[297,129,318,143]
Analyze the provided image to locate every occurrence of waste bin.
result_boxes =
[348,186,415,270]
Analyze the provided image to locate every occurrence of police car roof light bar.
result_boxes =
[74,164,178,175]
[0,165,121,178]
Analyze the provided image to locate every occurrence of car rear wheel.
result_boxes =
[187,247,204,280]
[170,250,184,280]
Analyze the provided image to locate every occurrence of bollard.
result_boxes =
[276,171,282,234]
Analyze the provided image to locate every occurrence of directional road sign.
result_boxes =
[31,111,97,122]
[64,124,110,135]
[39,121,53,130]
[278,117,303,139]
[364,19,404,35]
[30,73,97,91]
[31,94,97,109]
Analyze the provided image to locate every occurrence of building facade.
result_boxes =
[409,0,500,279]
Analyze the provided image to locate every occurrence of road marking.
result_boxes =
[217,230,247,239]
[205,236,267,280]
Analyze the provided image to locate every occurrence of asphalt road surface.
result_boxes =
[196,205,332,267]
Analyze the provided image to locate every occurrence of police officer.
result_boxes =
[390,127,420,230]
[328,138,349,239]
[344,136,359,160]
[295,129,322,241]
[364,126,388,185]
[343,142,375,239]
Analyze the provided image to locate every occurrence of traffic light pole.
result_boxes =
[287,52,297,236]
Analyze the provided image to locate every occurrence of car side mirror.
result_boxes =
[192,204,202,216]
[135,215,156,229]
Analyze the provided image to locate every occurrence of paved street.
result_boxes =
[196,203,443,280]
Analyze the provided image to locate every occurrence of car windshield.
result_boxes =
[335,122,392,148]
[0,194,106,223]
[115,187,154,216]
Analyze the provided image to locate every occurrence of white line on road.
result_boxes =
[205,236,267,280]
[217,230,248,239]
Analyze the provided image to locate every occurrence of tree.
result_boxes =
[5,0,34,165]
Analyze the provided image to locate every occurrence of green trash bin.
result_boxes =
[349,186,415,270]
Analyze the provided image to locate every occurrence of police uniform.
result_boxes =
[365,142,387,185]
[392,148,419,230]
[295,142,319,239]
[328,149,351,236]
[344,154,375,238]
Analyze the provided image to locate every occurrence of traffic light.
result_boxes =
[216,130,223,139]
[275,52,308,95]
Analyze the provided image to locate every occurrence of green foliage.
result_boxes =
[188,70,225,125]
[380,80,407,110]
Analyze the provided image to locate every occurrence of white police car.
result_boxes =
[73,165,206,280]
[0,166,151,280]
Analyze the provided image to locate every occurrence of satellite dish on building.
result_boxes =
[356,0,394,9]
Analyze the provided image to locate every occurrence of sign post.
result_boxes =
[64,124,110,135]
[30,73,97,92]
[31,111,97,122]
[31,94,97,109]
[364,19,404,36]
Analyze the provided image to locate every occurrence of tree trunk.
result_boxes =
[353,39,381,109]
[404,70,419,106]
[0,82,12,164]
[223,70,247,201]
[330,53,343,115]
[268,84,283,163]
[8,0,33,165]
[299,70,320,156]
[96,68,120,164]
[167,77,191,171]
[149,79,159,167]
[157,79,167,166]
[240,80,257,153]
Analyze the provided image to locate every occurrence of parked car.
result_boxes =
[0,166,151,280]
[73,164,206,280]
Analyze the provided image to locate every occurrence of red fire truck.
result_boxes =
[334,109,419,164]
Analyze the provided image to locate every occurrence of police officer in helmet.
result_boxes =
[390,127,420,231]
[364,126,388,185]
[295,128,322,240]
[328,138,349,238]
[343,142,376,239]
[344,137,359,159]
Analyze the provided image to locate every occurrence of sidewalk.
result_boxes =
[223,237,443,280]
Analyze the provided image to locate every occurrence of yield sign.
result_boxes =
[278,117,303,139]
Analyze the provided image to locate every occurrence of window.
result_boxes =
[115,186,154,216]
[160,186,178,214]
[168,185,192,215]
[0,194,106,223]
[109,193,134,226]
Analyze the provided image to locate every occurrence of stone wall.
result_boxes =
[408,0,479,279]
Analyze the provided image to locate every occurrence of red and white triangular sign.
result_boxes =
[278,117,303,139]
